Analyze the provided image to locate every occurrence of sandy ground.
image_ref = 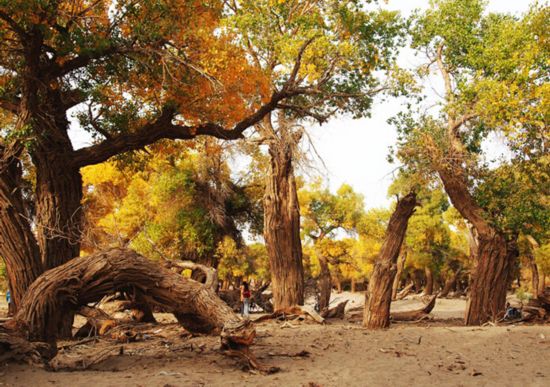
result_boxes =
[1,294,549,387]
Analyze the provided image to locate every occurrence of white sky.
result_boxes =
[69,0,532,210]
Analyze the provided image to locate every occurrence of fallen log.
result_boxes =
[390,295,437,321]
[320,300,349,319]
[0,248,259,370]
[395,283,414,300]
[254,305,325,324]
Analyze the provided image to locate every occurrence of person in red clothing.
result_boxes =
[240,281,251,317]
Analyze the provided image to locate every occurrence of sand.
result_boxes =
[1,294,549,387]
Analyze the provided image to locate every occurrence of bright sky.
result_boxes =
[68,0,532,210]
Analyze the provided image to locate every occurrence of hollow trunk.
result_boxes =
[423,267,434,296]
[263,142,304,310]
[465,234,516,325]
[318,256,331,311]
[363,193,417,329]
[391,252,406,300]
[0,149,43,311]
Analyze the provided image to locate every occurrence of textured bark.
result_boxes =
[391,252,406,300]
[423,267,434,296]
[464,234,516,325]
[438,167,515,325]
[263,140,304,310]
[9,248,244,346]
[318,256,331,311]
[363,193,417,329]
[0,146,43,310]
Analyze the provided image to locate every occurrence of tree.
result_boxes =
[226,0,407,309]
[0,0,323,320]
[363,192,417,329]
[300,182,364,310]
[394,0,548,324]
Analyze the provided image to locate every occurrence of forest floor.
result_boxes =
[1,293,549,387]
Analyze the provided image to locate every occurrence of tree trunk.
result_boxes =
[539,275,547,296]
[263,142,304,310]
[351,278,357,293]
[318,256,331,311]
[391,251,406,300]
[438,167,516,325]
[0,146,44,311]
[363,193,417,329]
[440,268,461,298]
[531,262,540,299]
[8,248,246,345]
[465,234,516,325]
[423,267,434,296]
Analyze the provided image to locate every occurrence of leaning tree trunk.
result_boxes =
[438,166,516,325]
[363,193,417,329]
[0,145,44,311]
[263,142,304,310]
[6,248,247,348]
[391,251,406,300]
[318,255,331,311]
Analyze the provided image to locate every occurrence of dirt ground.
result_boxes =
[1,294,549,387]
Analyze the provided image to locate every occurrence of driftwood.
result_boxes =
[395,283,414,300]
[320,300,349,319]
[254,305,325,324]
[0,248,262,371]
[390,295,437,321]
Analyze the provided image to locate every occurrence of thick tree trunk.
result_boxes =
[263,142,304,310]
[8,248,246,346]
[0,146,43,311]
[318,256,331,311]
[363,193,417,329]
[423,267,434,296]
[391,252,406,300]
[438,167,516,325]
[465,234,515,325]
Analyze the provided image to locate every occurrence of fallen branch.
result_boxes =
[395,283,414,300]
[391,295,437,321]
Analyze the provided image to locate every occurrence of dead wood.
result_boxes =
[395,283,414,300]
[1,248,255,369]
[75,306,118,338]
[391,295,437,322]
[162,260,219,292]
[253,305,325,324]
[320,300,349,319]
[49,345,123,371]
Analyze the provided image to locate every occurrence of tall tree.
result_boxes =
[0,0,332,316]
[300,182,364,310]
[394,0,548,324]
[226,0,407,309]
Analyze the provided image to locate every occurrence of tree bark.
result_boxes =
[391,251,406,300]
[318,256,331,311]
[440,268,461,298]
[363,193,417,329]
[7,248,246,346]
[0,145,43,311]
[351,278,357,293]
[423,267,434,296]
[540,275,547,296]
[438,167,515,325]
[263,140,304,310]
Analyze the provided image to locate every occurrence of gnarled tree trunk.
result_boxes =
[264,140,304,310]
[6,248,247,349]
[0,145,44,311]
[363,193,417,329]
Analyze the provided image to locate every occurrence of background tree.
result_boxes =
[225,0,407,309]
[300,182,364,310]
[394,0,548,324]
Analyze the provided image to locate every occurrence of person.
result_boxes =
[6,289,13,317]
[240,281,251,317]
